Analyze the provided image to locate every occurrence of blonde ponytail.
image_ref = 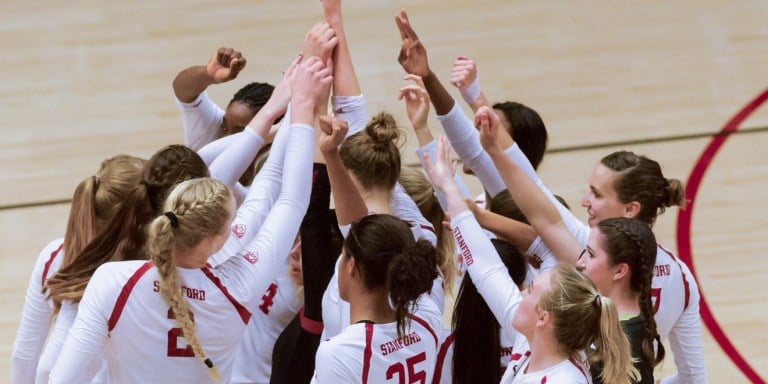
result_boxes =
[591,295,639,384]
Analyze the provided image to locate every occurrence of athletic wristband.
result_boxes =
[299,307,324,335]
[460,75,481,104]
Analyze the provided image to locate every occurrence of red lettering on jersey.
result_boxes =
[153,280,160,292]
[653,264,671,277]
[259,283,278,314]
[379,332,422,356]
[243,251,259,264]
[232,223,246,239]
[452,227,474,266]
[651,288,662,314]
[500,347,513,357]
[167,308,196,357]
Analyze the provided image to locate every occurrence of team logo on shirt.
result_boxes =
[242,251,259,264]
[232,223,246,239]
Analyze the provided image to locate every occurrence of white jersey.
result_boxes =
[230,261,301,384]
[49,122,314,384]
[432,329,517,384]
[500,336,591,384]
[312,309,442,384]
[176,91,224,151]
[11,239,63,384]
[321,216,439,341]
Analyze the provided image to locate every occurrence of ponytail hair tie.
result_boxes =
[594,294,602,307]
[204,358,214,368]
[164,211,179,228]
[91,175,100,190]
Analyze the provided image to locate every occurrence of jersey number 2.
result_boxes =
[386,351,427,384]
[259,283,278,314]
[167,308,195,357]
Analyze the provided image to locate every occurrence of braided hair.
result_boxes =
[597,217,665,366]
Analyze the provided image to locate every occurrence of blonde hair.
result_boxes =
[339,112,403,191]
[62,154,146,268]
[540,264,639,384]
[146,178,232,381]
[398,166,456,291]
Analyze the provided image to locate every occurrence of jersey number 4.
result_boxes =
[386,351,427,384]
[167,308,196,357]
[259,283,278,314]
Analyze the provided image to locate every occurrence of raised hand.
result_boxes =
[318,115,349,154]
[395,10,430,77]
[303,22,338,63]
[476,106,503,154]
[422,136,457,193]
[449,56,478,91]
[290,56,333,125]
[206,47,246,84]
[397,74,430,131]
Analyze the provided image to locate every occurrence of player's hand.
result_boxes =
[422,136,457,192]
[476,106,503,154]
[395,10,431,78]
[318,115,349,154]
[398,74,430,131]
[449,56,477,91]
[290,56,334,107]
[206,47,246,84]
[303,22,339,63]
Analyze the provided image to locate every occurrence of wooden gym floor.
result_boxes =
[1,1,766,382]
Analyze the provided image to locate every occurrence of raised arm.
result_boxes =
[449,56,491,112]
[395,9,454,115]
[422,137,522,342]
[319,116,367,226]
[173,47,246,103]
[477,107,582,265]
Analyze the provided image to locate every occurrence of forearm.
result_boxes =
[475,209,536,252]
[323,151,366,225]
[422,71,455,115]
[172,65,215,103]
[327,18,361,97]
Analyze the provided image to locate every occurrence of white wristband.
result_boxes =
[460,75,481,104]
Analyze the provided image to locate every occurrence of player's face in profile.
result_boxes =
[578,230,615,295]
[289,236,303,286]
[221,101,256,137]
[581,163,627,227]
[512,269,551,338]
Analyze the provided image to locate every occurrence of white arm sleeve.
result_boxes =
[207,127,265,190]
[662,283,706,384]
[48,267,116,384]
[175,91,225,151]
[197,132,241,166]
[437,102,507,197]
[209,109,293,266]
[391,183,437,246]
[333,95,369,139]
[414,139,472,210]
[451,211,522,343]
[218,122,313,309]
[11,240,61,384]
[35,301,78,384]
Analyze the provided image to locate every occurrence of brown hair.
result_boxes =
[345,214,438,337]
[47,145,208,306]
[398,166,455,290]
[597,218,665,367]
[147,178,233,380]
[339,112,402,191]
[600,151,685,225]
[541,264,639,384]
[62,154,146,269]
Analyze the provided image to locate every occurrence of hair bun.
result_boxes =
[365,112,400,147]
